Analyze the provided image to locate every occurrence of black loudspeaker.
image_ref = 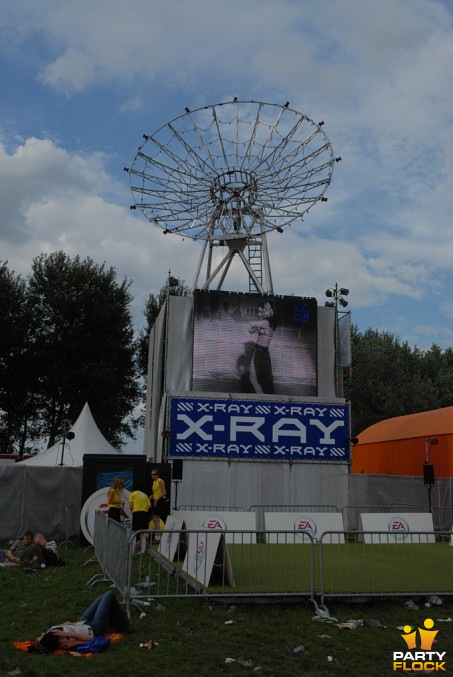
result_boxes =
[423,463,435,486]
[172,459,183,481]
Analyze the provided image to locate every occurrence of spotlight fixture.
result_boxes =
[325,283,350,309]
[325,282,350,398]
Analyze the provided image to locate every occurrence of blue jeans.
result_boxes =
[80,591,129,635]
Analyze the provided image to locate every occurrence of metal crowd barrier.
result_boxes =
[91,512,453,618]
[432,506,453,532]
[123,528,317,616]
[92,511,130,596]
[178,505,246,511]
[318,530,453,607]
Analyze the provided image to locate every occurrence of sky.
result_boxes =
[1,0,453,448]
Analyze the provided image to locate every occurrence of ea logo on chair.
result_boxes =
[393,618,446,672]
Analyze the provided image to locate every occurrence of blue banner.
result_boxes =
[169,397,350,461]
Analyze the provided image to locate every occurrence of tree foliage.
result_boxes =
[0,253,140,452]
[344,326,452,437]
[0,262,37,452]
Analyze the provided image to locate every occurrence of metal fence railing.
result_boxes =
[124,528,317,615]
[318,530,453,607]
[178,505,245,512]
[92,512,453,618]
[92,511,130,596]
[432,506,453,532]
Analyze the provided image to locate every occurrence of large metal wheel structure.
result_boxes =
[126,100,336,293]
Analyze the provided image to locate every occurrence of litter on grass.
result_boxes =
[337,619,363,630]
[292,645,305,654]
[312,609,338,623]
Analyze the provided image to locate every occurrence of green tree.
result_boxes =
[420,344,453,409]
[344,326,437,437]
[137,275,191,379]
[27,251,140,448]
[0,262,40,453]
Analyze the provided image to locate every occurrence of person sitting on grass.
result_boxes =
[31,533,61,568]
[1,531,45,567]
[35,591,132,652]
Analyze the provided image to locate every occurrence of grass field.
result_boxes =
[2,542,453,676]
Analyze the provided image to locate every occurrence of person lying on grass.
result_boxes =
[35,591,132,652]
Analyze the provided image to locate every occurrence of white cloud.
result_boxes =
[0,0,453,349]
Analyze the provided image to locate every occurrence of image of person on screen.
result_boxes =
[236,341,256,393]
[249,301,276,394]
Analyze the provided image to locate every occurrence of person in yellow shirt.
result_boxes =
[129,488,151,553]
[107,477,125,522]
[150,468,166,543]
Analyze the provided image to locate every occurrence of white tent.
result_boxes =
[21,403,120,466]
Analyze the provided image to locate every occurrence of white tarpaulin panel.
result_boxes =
[0,465,82,540]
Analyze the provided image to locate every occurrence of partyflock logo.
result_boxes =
[393,618,445,671]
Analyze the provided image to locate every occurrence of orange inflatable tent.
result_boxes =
[351,406,453,477]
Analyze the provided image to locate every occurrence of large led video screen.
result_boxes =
[192,290,317,396]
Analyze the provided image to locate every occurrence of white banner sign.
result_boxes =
[173,510,257,544]
[264,512,344,543]
[182,530,234,587]
[360,513,435,543]
[158,515,184,562]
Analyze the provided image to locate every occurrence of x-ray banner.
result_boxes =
[169,397,350,461]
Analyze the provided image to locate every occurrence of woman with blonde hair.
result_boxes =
[107,477,125,522]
